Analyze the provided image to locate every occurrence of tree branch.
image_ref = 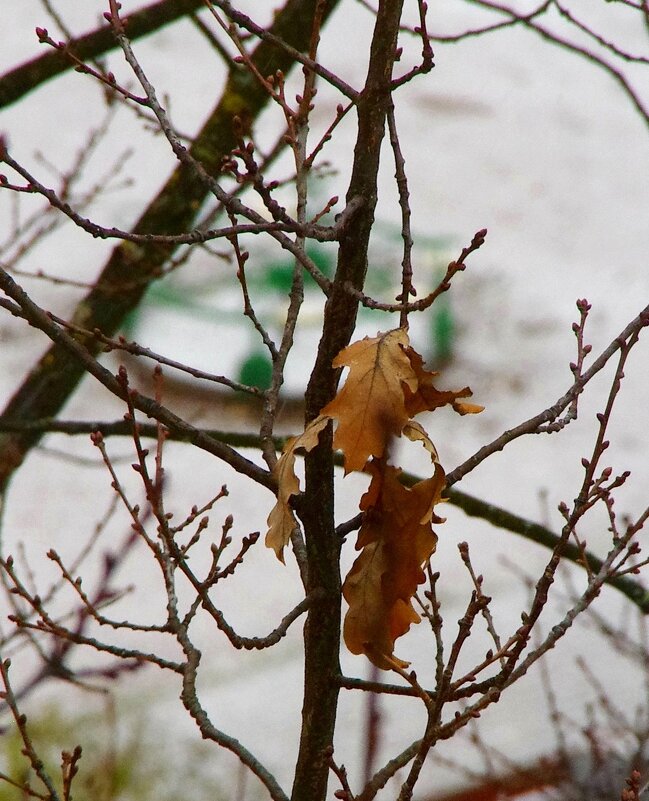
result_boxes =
[0,268,275,492]
[446,303,649,487]
[0,0,206,109]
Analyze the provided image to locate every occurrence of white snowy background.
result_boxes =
[1,1,649,799]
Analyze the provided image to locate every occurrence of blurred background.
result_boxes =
[1,2,649,798]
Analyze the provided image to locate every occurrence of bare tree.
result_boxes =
[0,2,648,800]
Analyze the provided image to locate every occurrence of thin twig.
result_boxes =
[386,102,415,327]
[446,302,649,487]
[0,659,61,801]
[343,228,487,313]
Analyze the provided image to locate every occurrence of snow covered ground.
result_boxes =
[1,1,649,798]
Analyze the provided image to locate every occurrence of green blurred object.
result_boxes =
[238,350,273,391]
[119,229,458,375]
[431,295,455,364]
[121,279,232,339]
[265,244,334,293]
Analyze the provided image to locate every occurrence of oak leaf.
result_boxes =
[264,327,483,668]
[321,329,417,473]
[342,461,446,669]
[402,420,439,462]
[403,346,484,417]
[265,415,329,562]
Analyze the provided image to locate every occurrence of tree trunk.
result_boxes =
[292,3,405,799]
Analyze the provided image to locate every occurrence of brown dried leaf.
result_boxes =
[266,329,481,671]
[453,401,485,415]
[342,461,445,669]
[402,420,439,462]
[265,415,329,562]
[321,329,417,473]
[403,346,484,417]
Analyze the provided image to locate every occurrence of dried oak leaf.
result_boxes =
[403,346,484,417]
[265,415,329,562]
[402,419,439,463]
[321,329,417,473]
[342,461,446,669]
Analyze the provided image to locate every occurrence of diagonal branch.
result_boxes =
[443,485,649,613]
[0,268,274,492]
[0,0,206,109]
[463,0,649,130]
[446,303,649,487]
